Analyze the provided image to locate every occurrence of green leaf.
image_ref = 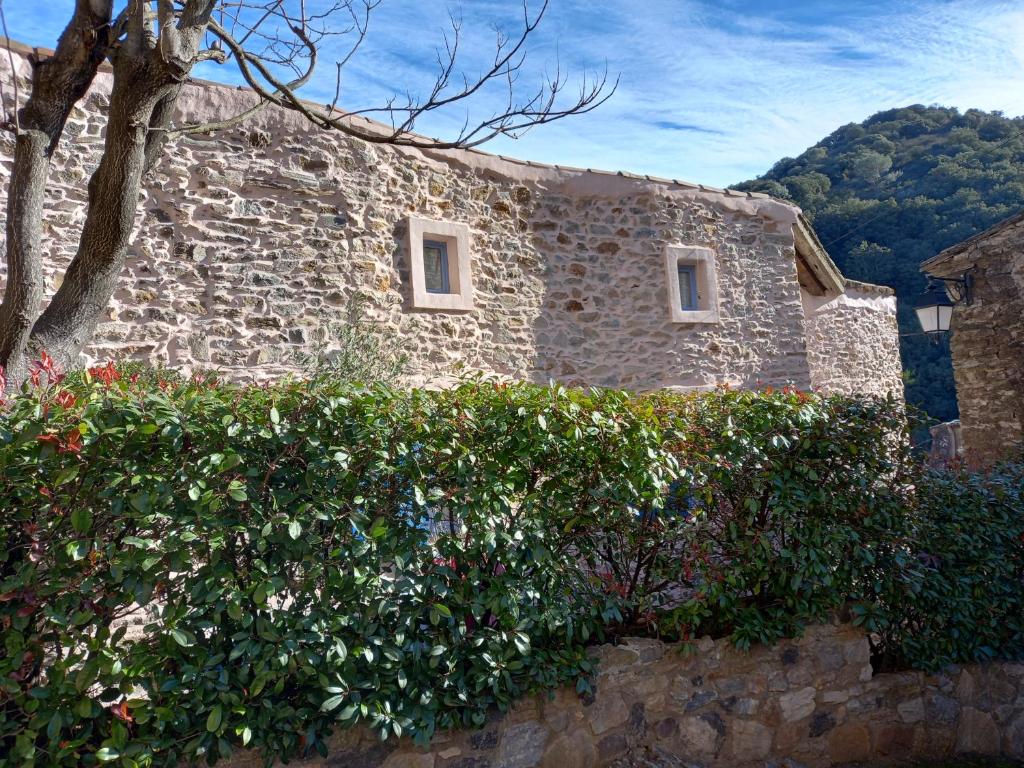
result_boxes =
[95,747,120,762]
[321,694,345,712]
[270,407,280,425]
[129,492,150,513]
[206,704,223,733]
[55,466,80,487]
[71,508,93,534]
[47,711,62,740]
[66,541,89,561]
[170,628,195,647]
[288,520,302,540]
[254,582,271,604]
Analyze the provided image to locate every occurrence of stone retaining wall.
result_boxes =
[215,621,1024,768]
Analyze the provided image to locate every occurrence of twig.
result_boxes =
[0,0,20,133]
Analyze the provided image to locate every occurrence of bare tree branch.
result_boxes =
[0,0,617,381]
[182,1,615,150]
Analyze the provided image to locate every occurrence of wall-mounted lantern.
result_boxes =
[913,271,973,337]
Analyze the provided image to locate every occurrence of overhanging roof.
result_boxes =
[922,209,1024,277]
[793,215,845,296]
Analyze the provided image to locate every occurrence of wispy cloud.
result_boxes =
[648,121,725,135]
[7,1,1024,186]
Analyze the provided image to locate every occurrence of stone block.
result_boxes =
[539,728,597,768]
[827,723,870,763]
[897,696,925,723]
[809,711,836,738]
[495,722,549,768]
[778,687,817,722]
[956,707,1001,754]
[684,690,718,711]
[676,713,725,756]
[585,692,629,735]
[871,724,915,757]
[381,753,436,768]
[596,733,628,761]
[1006,713,1024,758]
[926,693,960,724]
[728,720,772,761]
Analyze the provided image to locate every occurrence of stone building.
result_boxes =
[922,212,1024,465]
[0,43,902,396]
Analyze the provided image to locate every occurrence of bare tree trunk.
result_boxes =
[29,56,177,371]
[14,0,216,375]
[0,0,113,382]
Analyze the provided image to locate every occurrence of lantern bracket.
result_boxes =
[928,269,974,306]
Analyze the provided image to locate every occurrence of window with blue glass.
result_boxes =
[422,240,451,294]
[677,263,699,311]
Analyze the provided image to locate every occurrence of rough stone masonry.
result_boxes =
[0,43,902,397]
[210,621,1024,768]
[923,211,1024,466]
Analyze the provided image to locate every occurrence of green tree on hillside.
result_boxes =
[737,105,1024,422]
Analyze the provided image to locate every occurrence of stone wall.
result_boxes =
[0,46,900,395]
[923,214,1024,466]
[802,281,903,397]
[212,621,1024,768]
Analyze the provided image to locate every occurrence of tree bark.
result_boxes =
[28,54,175,371]
[0,0,113,382]
[21,0,217,374]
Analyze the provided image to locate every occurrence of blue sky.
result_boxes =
[7,0,1024,186]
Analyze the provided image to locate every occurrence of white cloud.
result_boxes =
[6,0,1024,186]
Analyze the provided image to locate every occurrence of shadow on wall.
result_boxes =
[524,186,813,393]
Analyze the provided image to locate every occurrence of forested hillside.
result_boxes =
[736,105,1024,423]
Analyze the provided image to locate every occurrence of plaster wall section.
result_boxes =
[803,281,904,398]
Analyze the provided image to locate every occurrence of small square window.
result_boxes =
[664,245,719,324]
[406,217,474,311]
[423,240,451,294]
[677,263,699,311]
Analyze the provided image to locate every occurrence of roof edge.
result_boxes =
[923,209,1024,274]
[793,215,846,295]
[0,36,784,207]
[844,278,895,297]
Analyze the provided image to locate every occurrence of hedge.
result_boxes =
[0,362,1021,767]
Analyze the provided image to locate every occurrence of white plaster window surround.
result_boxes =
[664,245,720,324]
[407,217,474,311]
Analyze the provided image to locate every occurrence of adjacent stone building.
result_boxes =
[0,43,902,396]
[922,212,1024,465]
